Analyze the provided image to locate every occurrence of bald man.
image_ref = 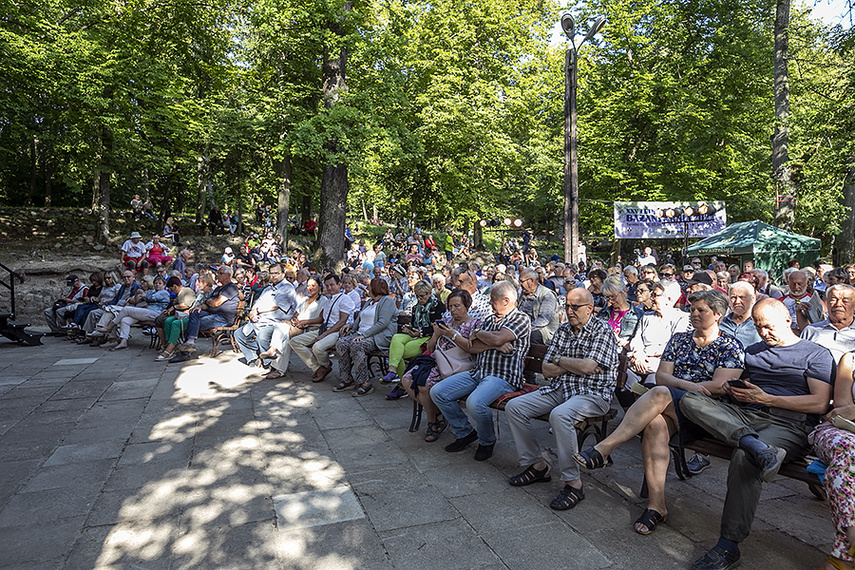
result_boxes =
[680,298,834,570]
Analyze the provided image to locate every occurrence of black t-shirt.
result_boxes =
[207,282,240,322]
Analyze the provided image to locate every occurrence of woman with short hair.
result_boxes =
[380,280,445,395]
[576,289,744,535]
[333,278,399,397]
[400,289,479,441]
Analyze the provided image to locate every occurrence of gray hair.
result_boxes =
[687,289,729,316]
[218,265,234,276]
[752,268,769,280]
[728,281,755,296]
[624,266,638,276]
[413,280,432,295]
[601,276,627,296]
[827,284,855,298]
[490,280,518,304]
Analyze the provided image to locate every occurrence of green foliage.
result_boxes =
[1,0,853,253]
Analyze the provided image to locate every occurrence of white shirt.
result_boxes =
[323,292,356,327]
[121,239,146,259]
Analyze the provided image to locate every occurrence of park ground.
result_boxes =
[0,331,835,569]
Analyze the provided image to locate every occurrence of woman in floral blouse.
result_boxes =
[575,289,744,536]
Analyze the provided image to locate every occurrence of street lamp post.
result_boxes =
[562,14,605,266]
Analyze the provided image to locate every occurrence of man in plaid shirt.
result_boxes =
[504,288,619,510]
[431,281,531,461]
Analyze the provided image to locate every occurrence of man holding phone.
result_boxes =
[680,298,834,570]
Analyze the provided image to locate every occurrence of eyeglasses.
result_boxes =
[520,277,535,285]
[660,273,674,277]
[566,303,592,312]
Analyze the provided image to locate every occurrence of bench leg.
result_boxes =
[409,400,423,433]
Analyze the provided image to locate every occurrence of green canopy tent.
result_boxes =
[686,220,821,279]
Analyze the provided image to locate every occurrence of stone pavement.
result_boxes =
[0,333,834,569]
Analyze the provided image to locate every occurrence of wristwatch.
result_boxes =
[552,354,561,365]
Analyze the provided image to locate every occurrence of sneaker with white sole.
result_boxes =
[686,452,711,475]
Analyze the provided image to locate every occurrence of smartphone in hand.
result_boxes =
[726,379,749,390]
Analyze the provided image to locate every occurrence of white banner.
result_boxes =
[613,201,727,239]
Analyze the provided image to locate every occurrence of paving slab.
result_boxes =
[0,337,836,569]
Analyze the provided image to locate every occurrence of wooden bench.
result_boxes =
[200,301,247,357]
[409,344,627,455]
[366,313,413,377]
[668,435,826,501]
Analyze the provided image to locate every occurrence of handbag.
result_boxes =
[435,343,475,378]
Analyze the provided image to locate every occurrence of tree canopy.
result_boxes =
[1,0,853,256]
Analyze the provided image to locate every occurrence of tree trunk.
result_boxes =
[274,155,292,250]
[317,163,349,269]
[42,148,52,207]
[159,167,175,229]
[772,0,796,230]
[237,171,244,237]
[301,193,311,223]
[314,1,352,270]
[91,168,100,211]
[361,199,368,221]
[835,162,855,265]
[474,219,483,250]
[97,126,114,244]
[28,135,38,206]
[196,156,206,224]
[98,170,111,243]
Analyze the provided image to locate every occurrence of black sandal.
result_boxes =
[549,485,584,510]
[574,447,607,470]
[332,380,355,392]
[634,508,666,535]
[351,383,374,397]
[509,464,552,486]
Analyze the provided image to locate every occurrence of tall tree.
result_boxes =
[772,0,797,229]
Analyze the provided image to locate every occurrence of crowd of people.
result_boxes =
[40,224,855,570]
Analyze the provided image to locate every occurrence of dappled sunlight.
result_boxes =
[93,519,176,567]
[147,413,198,443]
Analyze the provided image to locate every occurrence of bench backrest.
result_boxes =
[523,343,627,391]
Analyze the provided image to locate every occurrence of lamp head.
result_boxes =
[583,15,606,43]
[560,13,575,38]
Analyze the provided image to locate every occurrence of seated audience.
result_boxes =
[262,277,324,380]
[801,284,855,364]
[597,277,644,352]
[97,275,170,350]
[291,274,356,382]
[170,266,241,361]
[121,232,148,272]
[718,281,762,349]
[234,263,298,367]
[626,279,691,387]
[400,289,479,441]
[43,275,88,336]
[381,280,446,399]
[811,351,855,570]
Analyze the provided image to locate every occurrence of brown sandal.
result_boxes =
[264,369,286,380]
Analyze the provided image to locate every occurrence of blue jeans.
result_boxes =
[234,323,275,364]
[186,311,229,341]
[429,371,514,446]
